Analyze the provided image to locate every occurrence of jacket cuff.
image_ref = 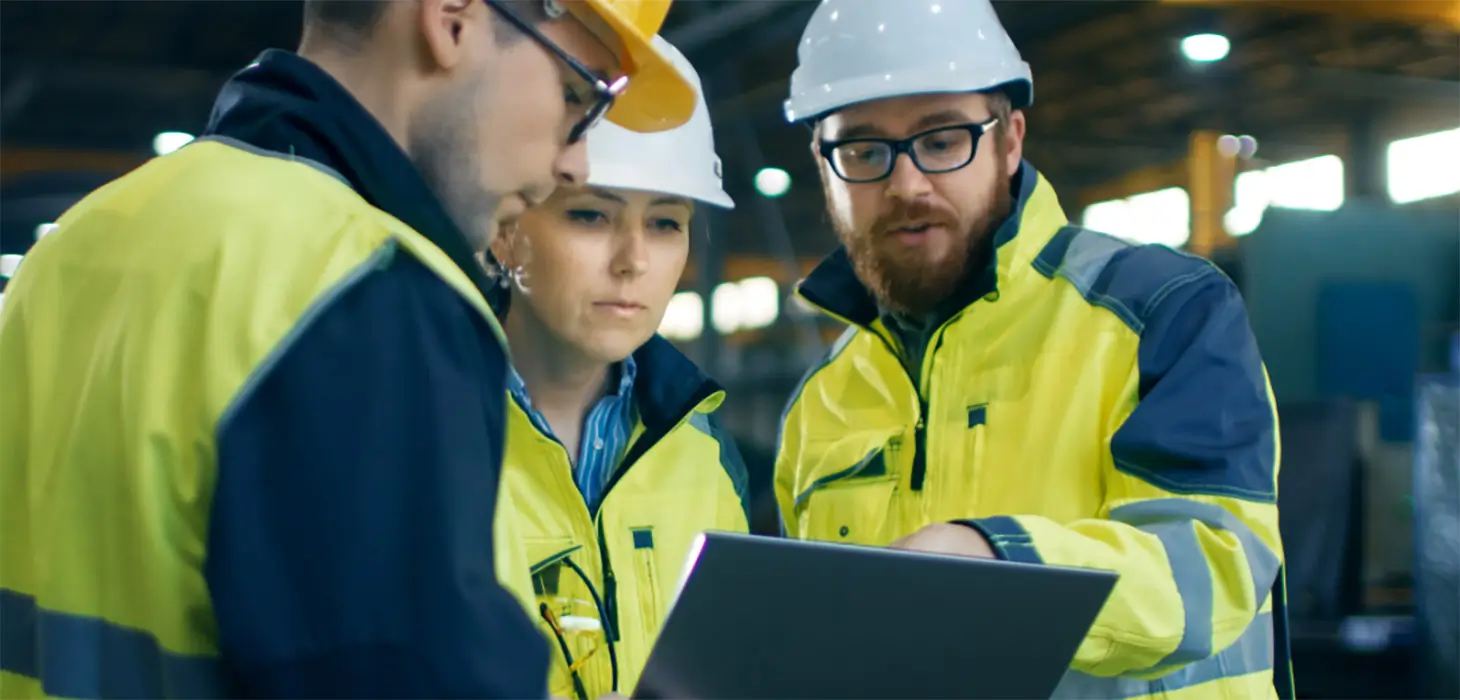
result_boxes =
[953,516,1044,565]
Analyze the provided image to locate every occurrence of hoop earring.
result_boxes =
[509,264,531,292]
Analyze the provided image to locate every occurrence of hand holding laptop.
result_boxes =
[889,522,996,558]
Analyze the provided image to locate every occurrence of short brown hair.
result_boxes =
[986,89,1014,154]
[302,0,388,46]
[301,0,552,49]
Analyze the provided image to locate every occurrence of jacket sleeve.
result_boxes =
[960,269,1282,679]
[206,254,549,698]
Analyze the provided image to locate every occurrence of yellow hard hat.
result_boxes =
[570,0,696,133]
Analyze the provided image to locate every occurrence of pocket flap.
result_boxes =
[793,448,889,510]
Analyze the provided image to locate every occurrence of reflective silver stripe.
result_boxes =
[1114,499,1283,611]
[1058,228,1131,296]
[1052,612,1275,699]
[1108,498,1282,675]
[1141,518,1214,667]
[190,134,354,189]
[1048,228,1143,331]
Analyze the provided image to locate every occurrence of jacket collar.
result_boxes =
[797,160,1060,328]
[629,335,723,432]
[597,335,724,492]
[203,49,507,312]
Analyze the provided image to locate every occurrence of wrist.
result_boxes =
[953,516,1045,565]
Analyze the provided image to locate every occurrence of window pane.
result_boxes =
[1388,128,1460,205]
[659,291,703,341]
[1264,155,1344,211]
[1083,188,1191,248]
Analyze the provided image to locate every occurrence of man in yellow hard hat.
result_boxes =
[0,1,690,697]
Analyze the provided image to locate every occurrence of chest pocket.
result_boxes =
[950,403,990,515]
[628,527,664,633]
[794,447,899,546]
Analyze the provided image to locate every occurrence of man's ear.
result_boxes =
[417,0,477,71]
[1003,110,1027,173]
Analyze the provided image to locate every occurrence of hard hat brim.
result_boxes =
[574,0,696,134]
[590,162,737,210]
[786,65,1033,124]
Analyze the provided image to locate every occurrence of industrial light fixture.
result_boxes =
[1180,33,1230,63]
[152,131,195,156]
[754,167,792,198]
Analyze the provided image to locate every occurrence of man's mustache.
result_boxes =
[869,199,958,235]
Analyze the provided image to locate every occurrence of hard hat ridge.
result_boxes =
[783,0,1033,123]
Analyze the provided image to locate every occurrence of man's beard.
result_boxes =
[837,161,1012,318]
[409,78,500,252]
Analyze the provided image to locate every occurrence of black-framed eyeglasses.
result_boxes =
[485,0,629,144]
[818,118,1001,183]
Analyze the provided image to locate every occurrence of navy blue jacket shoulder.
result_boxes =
[202,50,546,698]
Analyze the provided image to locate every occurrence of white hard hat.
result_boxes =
[587,36,735,210]
[784,0,1033,124]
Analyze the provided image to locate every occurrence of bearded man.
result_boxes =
[772,1,1292,698]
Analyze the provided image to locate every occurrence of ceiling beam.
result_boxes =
[1304,67,1460,104]
[664,1,801,55]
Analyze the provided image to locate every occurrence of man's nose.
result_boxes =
[554,138,590,187]
[886,152,933,201]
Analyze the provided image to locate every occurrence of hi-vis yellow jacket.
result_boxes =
[776,162,1290,699]
[0,57,551,696]
[494,336,751,700]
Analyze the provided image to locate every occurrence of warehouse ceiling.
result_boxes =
[2,0,1457,259]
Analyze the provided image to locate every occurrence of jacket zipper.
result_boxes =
[797,273,992,495]
[909,330,948,492]
[596,519,620,643]
[911,414,928,491]
[794,290,935,493]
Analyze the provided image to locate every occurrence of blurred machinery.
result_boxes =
[1414,372,1460,700]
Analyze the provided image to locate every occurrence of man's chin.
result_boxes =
[861,255,967,317]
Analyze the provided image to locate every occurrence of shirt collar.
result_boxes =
[614,354,638,397]
[508,355,638,407]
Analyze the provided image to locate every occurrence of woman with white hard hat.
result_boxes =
[488,35,747,700]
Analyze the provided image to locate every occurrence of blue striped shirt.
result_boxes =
[507,356,638,514]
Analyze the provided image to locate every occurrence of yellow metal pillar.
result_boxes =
[1160,0,1460,30]
[1186,130,1237,258]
